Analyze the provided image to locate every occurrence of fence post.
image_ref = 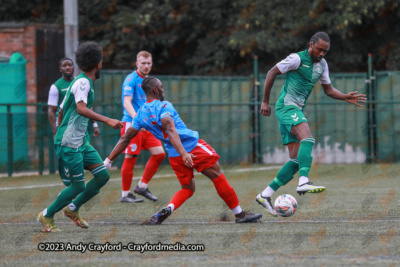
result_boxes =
[37,105,44,175]
[48,106,55,173]
[7,105,13,177]
[102,104,106,159]
[371,69,378,160]
[253,55,261,163]
[366,54,373,162]
[366,54,379,162]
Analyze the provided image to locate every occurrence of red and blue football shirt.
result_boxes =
[121,70,147,122]
[132,100,199,157]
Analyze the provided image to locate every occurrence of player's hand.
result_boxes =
[260,102,272,116]
[106,119,123,129]
[345,91,367,107]
[140,128,147,132]
[93,127,100,137]
[104,158,112,170]
[182,153,196,168]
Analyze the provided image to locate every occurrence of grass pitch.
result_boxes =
[0,163,399,266]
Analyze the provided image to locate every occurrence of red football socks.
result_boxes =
[168,188,194,211]
[141,153,165,184]
[121,157,137,191]
[212,174,239,209]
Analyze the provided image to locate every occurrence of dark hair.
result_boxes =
[75,41,103,72]
[308,32,330,47]
[142,76,159,95]
[58,57,73,66]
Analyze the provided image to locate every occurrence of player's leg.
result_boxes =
[134,132,165,201]
[64,144,109,228]
[120,122,143,203]
[121,154,144,203]
[290,122,325,194]
[145,159,195,225]
[167,172,195,212]
[256,142,300,217]
[257,108,304,216]
[193,139,261,223]
[201,162,262,223]
[38,146,85,232]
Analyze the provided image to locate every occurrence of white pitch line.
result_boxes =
[2,218,400,226]
[0,166,281,191]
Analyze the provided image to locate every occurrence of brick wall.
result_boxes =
[0,23,64,170]
[0,24,37,112]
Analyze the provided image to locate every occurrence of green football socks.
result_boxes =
[72,166,110,211]
[44,181,85,218]
[298,138,315,178]
[268,158,299,191]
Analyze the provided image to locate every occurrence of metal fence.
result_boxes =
[2,70,400,176]
[374,71,400,162]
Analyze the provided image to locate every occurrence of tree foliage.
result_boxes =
[1,0,399,74]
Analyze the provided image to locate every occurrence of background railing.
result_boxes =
[2,70,400,177]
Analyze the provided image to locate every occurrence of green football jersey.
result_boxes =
[53,78,71,108]
[275,49,329,110]
[54,73,94,148]
[48,78,72,126]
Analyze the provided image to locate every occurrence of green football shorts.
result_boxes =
[55,142,103,184]
[275,106,308,145]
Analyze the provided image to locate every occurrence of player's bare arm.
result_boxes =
[76,101,123,129]
[161,116,194,168]
[89,107,100,137]
[107,127,140,161]
[261,66,282,116]
[321,84,367,107]
[48,105,57,135]
[123,96,145,132]
[57,107,64,130]
[91,120,100,137]
[123,95,137,118]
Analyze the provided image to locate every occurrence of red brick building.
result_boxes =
[0,23,64,173]
[0,22,64,110]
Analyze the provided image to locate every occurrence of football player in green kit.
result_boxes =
[47,58,100,139]
[38,42,123,232]
[256,32,367,216]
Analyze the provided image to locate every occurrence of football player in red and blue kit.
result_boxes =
[104,76,262,224]
[119,51,165,203]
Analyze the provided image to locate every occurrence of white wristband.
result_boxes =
[105,158,113,164]
[93,122,98,128]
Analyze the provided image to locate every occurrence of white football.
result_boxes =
[274,194,298,217]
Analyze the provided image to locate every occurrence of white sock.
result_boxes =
[122,190,130,198]
[299,176,309,185]
[167,204,175,212]
[138,180,148,189]
[43,208,47,217]
[68,203,76,211]
[261,186,275,198]
[231,205,243,215]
